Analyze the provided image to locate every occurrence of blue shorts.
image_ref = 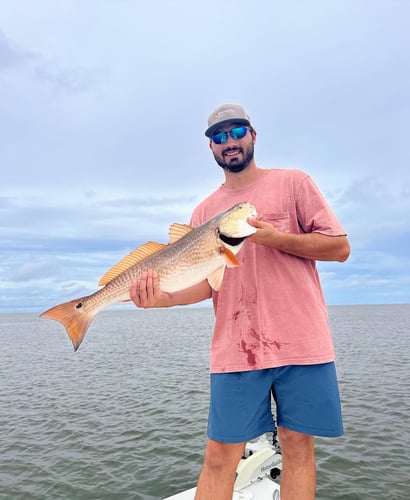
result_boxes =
[208,363,344,443]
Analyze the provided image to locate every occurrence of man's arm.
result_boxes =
[247,218,350,262]
[130,269,212,309]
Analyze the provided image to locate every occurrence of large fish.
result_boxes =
[40,202,257,351]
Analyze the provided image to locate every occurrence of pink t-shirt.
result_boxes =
[190,169,346,373]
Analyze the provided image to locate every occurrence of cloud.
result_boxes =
[0,1,409,311]
[0,28,103,92]
[0,189,201,312]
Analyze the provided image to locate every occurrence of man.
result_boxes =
[130,103,350,500]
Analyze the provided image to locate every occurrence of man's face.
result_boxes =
[209,123,255,173]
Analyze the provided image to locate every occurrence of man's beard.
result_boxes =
[213,143,254,173]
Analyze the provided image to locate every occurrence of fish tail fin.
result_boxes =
[40,297,97,351]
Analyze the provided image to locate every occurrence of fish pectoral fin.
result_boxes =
[98,241,167,286]
[207,266,225,291]
[207,247,239,291]
[168,223,193,244]
[220,247,239,267]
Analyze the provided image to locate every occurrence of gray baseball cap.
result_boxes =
[205,103,252,137]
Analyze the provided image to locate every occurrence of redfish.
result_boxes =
[40,202,257,351]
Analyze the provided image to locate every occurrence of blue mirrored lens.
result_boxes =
[212,126,248,144]
[212,131,228,144]
[231,126,247,140]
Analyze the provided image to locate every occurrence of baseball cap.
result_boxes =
[205,103,252,137]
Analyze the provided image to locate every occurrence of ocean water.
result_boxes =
[0,304,409,499]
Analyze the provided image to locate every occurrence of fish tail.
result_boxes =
[40,297,97,351]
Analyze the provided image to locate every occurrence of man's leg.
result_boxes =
[278,427,316,500]
[195,438,246,500]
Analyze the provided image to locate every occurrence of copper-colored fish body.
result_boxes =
[40,202,257,351]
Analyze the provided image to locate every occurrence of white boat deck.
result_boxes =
[164,435,282,499]
[165,475,280,499]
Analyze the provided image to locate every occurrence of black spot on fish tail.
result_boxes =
[76,302,83,309]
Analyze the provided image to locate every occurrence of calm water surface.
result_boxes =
[0,305,409,499]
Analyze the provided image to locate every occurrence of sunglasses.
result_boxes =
[211,126,249,145]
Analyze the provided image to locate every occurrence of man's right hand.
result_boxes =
[130,270,171,309]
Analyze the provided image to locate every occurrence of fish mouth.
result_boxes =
[218,232,247,246]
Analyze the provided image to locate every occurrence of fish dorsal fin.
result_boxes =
[220,247,240,267]
[207,266,225,291]
[98,241,166,286]
[168,223,193,244]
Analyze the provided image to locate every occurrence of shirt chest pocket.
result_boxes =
[264,212,290,233]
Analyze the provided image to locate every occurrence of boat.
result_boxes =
[164,432,282,499]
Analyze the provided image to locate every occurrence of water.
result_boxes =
[0,305,409,499]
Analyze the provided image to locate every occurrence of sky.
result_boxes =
[0,0,409,313]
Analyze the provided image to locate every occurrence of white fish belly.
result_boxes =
[159,255,226,293]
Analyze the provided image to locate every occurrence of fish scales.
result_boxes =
[40,202,257,351]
